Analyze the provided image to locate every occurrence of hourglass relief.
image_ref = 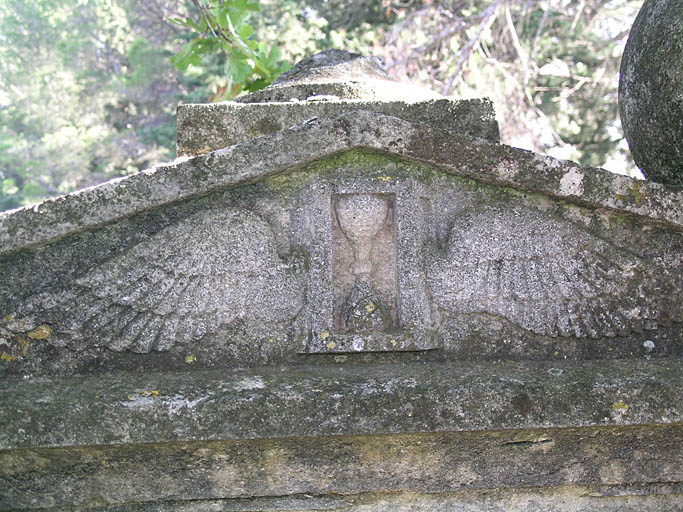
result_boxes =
[332,193,398,334]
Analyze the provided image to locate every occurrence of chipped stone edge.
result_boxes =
[1,110,681,257]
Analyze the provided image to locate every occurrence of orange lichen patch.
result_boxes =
[129,390,160,400]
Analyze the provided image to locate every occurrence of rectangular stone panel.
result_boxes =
[332,193,398,334]
[301,177,439,354]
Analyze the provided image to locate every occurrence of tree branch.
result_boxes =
[441,0,502,96]
[528,0,551,69]
[191,0,220,39]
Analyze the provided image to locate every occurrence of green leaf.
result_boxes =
[216,6,229,29]
[167,18,188,27]
[239,23,254,40]
[228,9,248,30]
[170,40,198,71]
[244,77,269,92]
[185,17,202,32]
[224,53,253,84]
[266,45,281,66]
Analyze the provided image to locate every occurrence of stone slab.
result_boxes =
[34,489,683,512]
[1,359,680,450]
[30,488,683,512]
[176,98,500,157]
[2,424,681,510]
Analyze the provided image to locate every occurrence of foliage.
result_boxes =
[0,0,641,212]
[373,0,640,173]
[169,0,289,100]
[0,0,185,211]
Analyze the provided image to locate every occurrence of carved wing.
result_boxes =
[427,209,681,338]
[16,208,304,353]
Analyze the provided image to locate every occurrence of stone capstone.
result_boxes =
[272,49,390,85]
[619,0,683,185]
[177,48,498,158]
[235,48,442,103]
[176,98,500,157]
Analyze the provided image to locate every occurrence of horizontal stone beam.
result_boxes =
[1,359,680,450]
[176,98,500,156]
[2,424,681,510]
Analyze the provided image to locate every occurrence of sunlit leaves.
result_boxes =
[170,0,288,100]
[0,0,180,211]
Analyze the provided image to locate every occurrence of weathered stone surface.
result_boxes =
[177,49,498,157]
[9,487,683,512]
[176,98,500,157]
[2,111,682,257]
[1,145,682,375]
[273,49,389,85]
[235,49,441,103]
[2,424,681,510]
[1,115,682,378]
[2,360,680,450]
[619,0,683,185]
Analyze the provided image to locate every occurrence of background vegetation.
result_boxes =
[0,0,642,211]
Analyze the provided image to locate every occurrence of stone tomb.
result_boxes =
[1,52,682,510]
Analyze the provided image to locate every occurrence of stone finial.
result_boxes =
[272,49,389,84]
[236,49,442,103]
[619,0,683,186]
[177,50,500,157]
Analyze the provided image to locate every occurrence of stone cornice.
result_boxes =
[1,110,681,257]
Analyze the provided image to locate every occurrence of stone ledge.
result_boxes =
[31,489,683,512]
[2,424,682,510]
[1,358,680,450]
[232,77,444,104]
[176,98,500,157]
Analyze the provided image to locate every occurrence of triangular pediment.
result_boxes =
[1,110,681,256]
[1,107,682,373]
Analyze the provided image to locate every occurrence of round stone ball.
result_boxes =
[619,0,683,186]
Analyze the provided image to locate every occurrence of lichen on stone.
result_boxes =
[27,325,52,340]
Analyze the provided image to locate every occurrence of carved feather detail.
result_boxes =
[427,210,680,338]
[15,208,304,353]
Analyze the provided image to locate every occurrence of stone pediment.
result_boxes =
[1,51,682,510]
[1,109,683,374]
[1,110,681,256]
